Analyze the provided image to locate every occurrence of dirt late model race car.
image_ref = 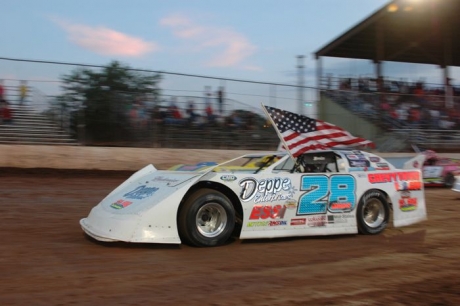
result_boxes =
[418,150,460,187]
[80,150,427,247]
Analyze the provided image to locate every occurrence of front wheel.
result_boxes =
[357,190,390,235]
[178,188,235,247]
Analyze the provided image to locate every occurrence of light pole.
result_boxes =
[297,55,305,115]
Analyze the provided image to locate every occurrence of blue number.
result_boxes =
[298,175,328,214]
[298,175,356,215]
[329,176,356,212]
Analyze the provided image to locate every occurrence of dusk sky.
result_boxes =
[1,0,457,114]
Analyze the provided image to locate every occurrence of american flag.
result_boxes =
[263,105,375,157]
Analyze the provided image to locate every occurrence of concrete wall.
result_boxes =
[0,145,257,170]
[318,94,383,141]
[1,144,459,171]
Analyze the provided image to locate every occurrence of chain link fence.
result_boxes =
[0,58,319,150]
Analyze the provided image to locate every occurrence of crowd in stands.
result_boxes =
[125,87,262,134]
[0,80,13,124]
[0,99,13,124]
[0,79,30,125]
[327,76,460,130]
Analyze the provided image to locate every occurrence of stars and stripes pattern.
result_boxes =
[264,105,375,157]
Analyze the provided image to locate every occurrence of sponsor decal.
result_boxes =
[369,156,380,162]
[290,218,306,226]
[376,163,390,170]
[346,154,370,168]
[285,199,297,209]
[177,165,201,171]
[329,202,352,211]
[247,220,287,227]
[123,185,159,200]
[368,171,420,183]
[422,166,443,179]
[313,156,325,161]
[394,181,422,191]
[239,177,296,203]
[413,161,419,168]
[110,199,133,209]
[400,191,411,198]
[307,215,327,227]
[268,220,288,226]
[349,167,375,172]
[367,171,422,190]
[346,154,360,160]
[350,161,369,167]
[220,175,237,182]
[249,204,287,220]
[327,214,353,224]
[151,176,179,183]
[399,197,418,211]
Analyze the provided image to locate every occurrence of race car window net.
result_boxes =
[291,152,340,174]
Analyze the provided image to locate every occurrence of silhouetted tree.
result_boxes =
[57,61,161,144]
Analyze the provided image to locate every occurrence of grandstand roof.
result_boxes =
[314,0,460,68]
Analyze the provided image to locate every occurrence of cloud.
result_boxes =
[160,13,258,69]
[55,19,158,57]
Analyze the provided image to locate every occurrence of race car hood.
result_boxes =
[80,165,207,243]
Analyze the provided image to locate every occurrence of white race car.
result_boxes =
[80,150,427,247]
[451,175,460,193]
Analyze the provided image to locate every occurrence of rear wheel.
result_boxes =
[178,188,235,247]
[444,172,455,188]
[357,190,389,235]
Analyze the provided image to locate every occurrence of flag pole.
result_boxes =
[261,103,295,160]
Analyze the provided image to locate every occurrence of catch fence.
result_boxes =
[0,57,319,150]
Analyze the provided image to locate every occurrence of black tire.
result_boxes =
[357,190,390,235]
[444,172,455,188]
[178,188,235,247]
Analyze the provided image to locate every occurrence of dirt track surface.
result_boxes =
[1,170,460,306]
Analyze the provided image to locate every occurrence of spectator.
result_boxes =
[129,103,140,128]
[205,100,216,126]
[445,77,454,109]
[0,99,13,124]
[420,108,432,129]
[204,86,212,107]
[186,100,198,126]
[164,97,184,125]
[19,80,28,106]
[429,107,441,129]
[217,86,224,115]
[408,106,421,128]
[448,107,460,129]
[0,80,5,100]
[439,115,455,130]
[225,111,242,130]
[395,104,408,125]
[151,105,166,125]
[136,98,148,128]
[245,112,256,130]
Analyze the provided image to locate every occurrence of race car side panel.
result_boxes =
[233,169,426,240]
[366,169,427,227]
[237,172,359,240]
